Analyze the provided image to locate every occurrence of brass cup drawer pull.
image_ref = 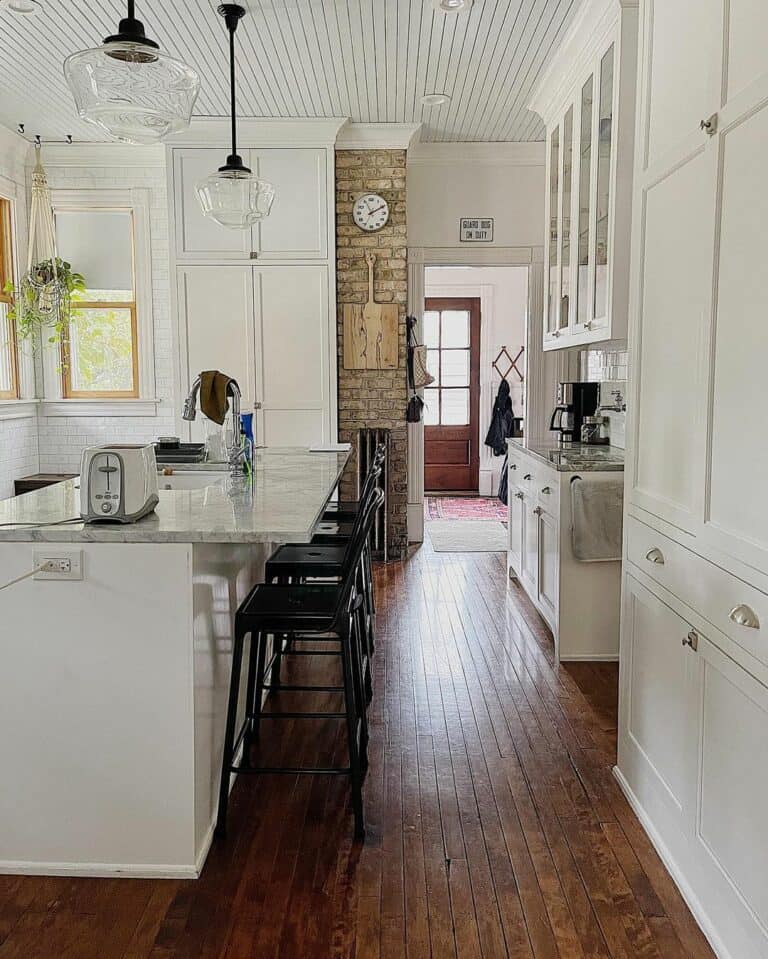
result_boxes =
[729,604,760,629]
[645,547,665,565]
[682,630,699,651]
[510,463,517,471]
[541,486,552,494]
[523,473,532,481]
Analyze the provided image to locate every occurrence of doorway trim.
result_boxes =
[408,244,572,544]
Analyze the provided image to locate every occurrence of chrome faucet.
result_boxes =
[182,374,245,471]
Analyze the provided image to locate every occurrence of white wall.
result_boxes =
[407,142,545,250]
[36,149,176,473]
[425,266,528,495]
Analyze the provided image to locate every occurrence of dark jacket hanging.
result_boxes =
[484,378,515,457]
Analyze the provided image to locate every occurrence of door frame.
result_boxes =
[424,295,481,494]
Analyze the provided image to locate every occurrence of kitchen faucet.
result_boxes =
[182,374,245,472]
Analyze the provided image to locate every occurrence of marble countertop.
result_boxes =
[507,437,625,472]
[0,448,349,544]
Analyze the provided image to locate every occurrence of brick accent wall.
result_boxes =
[336,150,408,557]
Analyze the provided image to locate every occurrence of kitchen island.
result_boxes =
[0,448,347,878]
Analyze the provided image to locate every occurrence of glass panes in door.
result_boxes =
[422,308,471,425]
[547,125,560,334]
[594,44,614,324]
[559,106,574,330]
[576,74,593,326]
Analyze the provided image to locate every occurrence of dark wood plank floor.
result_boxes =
[0,545,716,959]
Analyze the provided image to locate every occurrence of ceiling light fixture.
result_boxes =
[63,0,200,144]
[195,4,275,231]
[433,0,472,12]
[422,93,451,107]
[1,0,41,13]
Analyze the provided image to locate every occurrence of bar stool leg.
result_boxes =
[251,631,269,742]
[340,627,365,841]
[347,608,369,772]
[216,623,247,837]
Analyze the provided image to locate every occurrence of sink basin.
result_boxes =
[158,472,226,491]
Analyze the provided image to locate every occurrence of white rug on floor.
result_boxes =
[427,519,507,552]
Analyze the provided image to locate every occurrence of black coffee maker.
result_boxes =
[549,382,599,445]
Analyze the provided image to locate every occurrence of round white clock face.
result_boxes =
[353,193,389,232]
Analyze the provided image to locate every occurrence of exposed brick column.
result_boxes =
[335,150,408,557]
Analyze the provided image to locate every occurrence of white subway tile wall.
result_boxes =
[37,163,175,473]
[580,347,628,449]
[580,347,629,383]
[0,415,39,499]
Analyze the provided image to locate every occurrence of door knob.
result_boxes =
[645,547,665,565]
[729,604,760,629]
[682,629,699,651]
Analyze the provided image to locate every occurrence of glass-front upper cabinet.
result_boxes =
[593,44,614,329]
[532,3,636,352]
[546,125,560,338]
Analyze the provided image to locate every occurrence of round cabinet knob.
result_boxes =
[514,491,524,500]
[645,547,665,565]
[729,604,760,629]
[533,506,543,516]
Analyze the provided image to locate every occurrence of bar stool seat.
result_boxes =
[265,543,346,581]
[238,582,340,631]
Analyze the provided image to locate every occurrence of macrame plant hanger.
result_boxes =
[23,143,65,317]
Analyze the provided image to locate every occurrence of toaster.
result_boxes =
[80,444,159,523]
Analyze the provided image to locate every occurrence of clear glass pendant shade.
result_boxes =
[63,40,200,144]
[196,166,275,230]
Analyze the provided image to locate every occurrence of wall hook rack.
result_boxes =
[17,124,73,145]
[492,345,524,382]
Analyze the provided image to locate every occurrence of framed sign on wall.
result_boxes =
[460,217,494,242]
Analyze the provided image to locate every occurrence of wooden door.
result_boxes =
[423,298,480,493]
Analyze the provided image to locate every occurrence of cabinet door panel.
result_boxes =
[520,495,538,594]
[632,148,715,529]
[695,636,768,946]
[621,576,690,817]
[254,266,330,446]
[173,149,253,259]
[645,0,721,164]
[255,149,327,259]
[706,93,768,568]
[508,487,523,576]
[537,508,558,627]
[178,266,255,442]
[726,0,768,101]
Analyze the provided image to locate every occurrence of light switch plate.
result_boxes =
[33,549,83,581]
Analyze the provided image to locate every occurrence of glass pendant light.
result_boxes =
[195,4,275,230]
[63,1,200,145]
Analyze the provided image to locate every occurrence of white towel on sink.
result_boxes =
[570,476,624,562]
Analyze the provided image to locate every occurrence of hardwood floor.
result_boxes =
[0,545,715,959]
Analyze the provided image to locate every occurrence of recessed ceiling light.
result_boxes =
[1,0,41,13]
[422,93,451,107]
[433,0,472,12]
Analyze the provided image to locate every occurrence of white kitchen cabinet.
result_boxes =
[531,0,638,351]
[507,443,622,660]
[177,264,332,447]
[172,147,327,261]
[619,2,768,953]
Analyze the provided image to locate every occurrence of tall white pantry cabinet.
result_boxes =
[618,3,768,958]
[166,121,343,447]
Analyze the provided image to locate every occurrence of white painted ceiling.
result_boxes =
[0,0,582,144]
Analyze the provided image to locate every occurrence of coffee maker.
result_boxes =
[549,382,600,445]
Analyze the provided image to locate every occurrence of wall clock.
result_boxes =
[352,193,389,232]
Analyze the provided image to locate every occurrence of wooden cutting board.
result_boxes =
[343,252,398,370]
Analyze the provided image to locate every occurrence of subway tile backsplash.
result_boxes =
[580,348,629,383]
[580,347,628,450]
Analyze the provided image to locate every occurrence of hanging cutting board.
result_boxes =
[343,252,398,370]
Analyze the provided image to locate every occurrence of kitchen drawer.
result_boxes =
[626,516,768,672]
[536,471,559,517]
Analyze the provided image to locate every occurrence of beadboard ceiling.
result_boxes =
[0,0,582,144]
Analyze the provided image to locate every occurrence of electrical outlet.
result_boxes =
[33,549,83,581]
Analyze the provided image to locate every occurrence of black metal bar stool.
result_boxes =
[216,487,384,841]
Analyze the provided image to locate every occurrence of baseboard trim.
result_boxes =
[408,502,424,543]
[559,653,620,662]
[612,765,731,959]
[0,860,199,879]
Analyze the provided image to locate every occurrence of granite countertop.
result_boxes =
[0,448,349,544]
[507,437,625,472]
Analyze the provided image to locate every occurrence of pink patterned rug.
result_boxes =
[426,496,508,521]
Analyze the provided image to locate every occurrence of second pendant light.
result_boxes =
[196,4,275,230]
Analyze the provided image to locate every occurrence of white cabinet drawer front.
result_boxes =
[627,516,768,672]
[536,472,559,517]
[695,637,768,948]
[706,98,768,573]
[255,149,327,259]
[631,147,715,531]
[622,575,690,811]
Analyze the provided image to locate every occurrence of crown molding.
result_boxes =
[166,116,348,149]
[32,143,165,168]
[336,122,422,150]
[529,0,637,124]
[407,140,545,167]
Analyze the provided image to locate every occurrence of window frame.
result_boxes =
[43,188,156,410]
[0,195,20,400]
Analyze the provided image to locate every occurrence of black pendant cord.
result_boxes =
[127,0,135,18]
[228,20,237,160]
[216,5,248,172]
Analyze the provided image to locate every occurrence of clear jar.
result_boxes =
[581,416,604,444]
